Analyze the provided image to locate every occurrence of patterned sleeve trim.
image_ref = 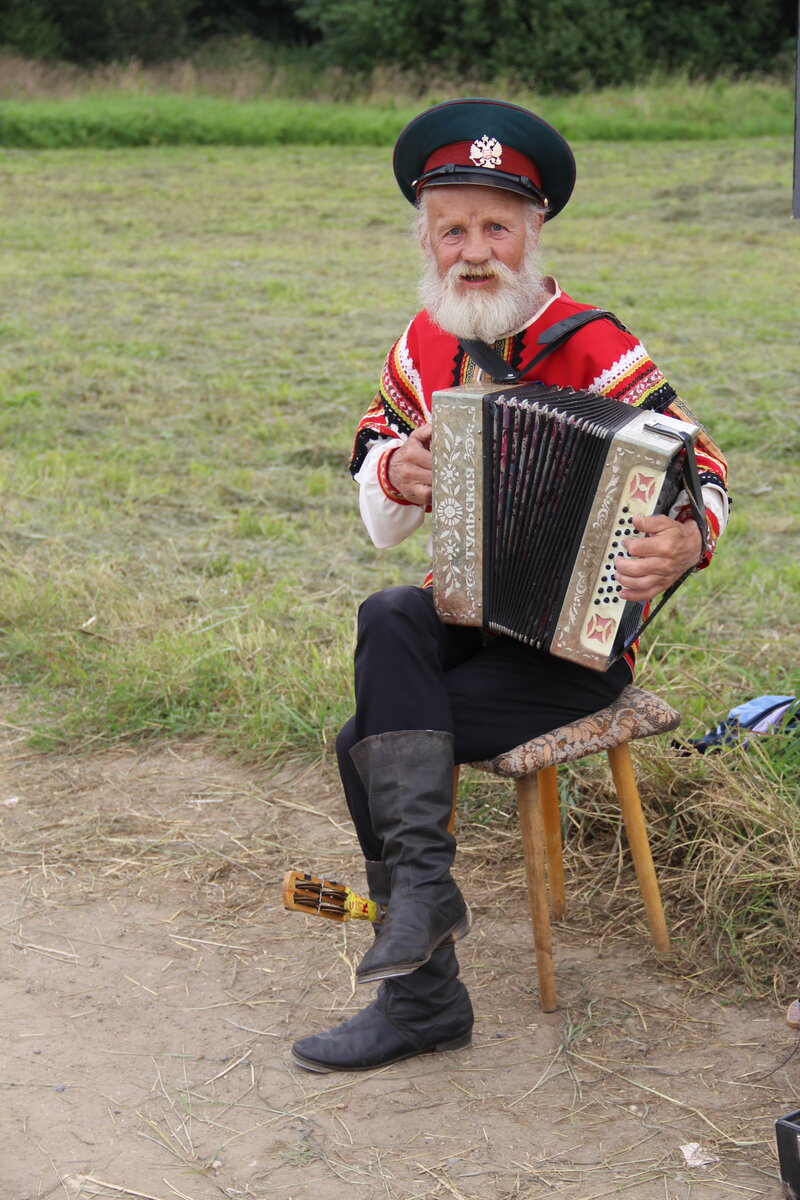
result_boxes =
[588,343,671,409]
[350,323,428,478]
[590,345,729,568]
[377,445,413,505]
[673,504,721,571]
[659,397,729,543]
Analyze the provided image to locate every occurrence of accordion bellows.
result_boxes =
[431,383,701,672]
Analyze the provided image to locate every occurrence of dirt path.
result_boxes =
[0,727,794,1200]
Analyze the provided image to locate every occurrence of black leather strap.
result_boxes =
[459,308,628,383]
[457,337,520,382]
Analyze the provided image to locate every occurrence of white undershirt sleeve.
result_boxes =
[354,439,426,549]
[668,484,729,535]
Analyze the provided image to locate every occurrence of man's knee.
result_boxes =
[357,586,434,636]
[336,715,355,754]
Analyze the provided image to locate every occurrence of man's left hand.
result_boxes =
[614,514,703,603]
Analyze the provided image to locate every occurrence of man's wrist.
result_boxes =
[378,445,412,505]
[676,506,717,571]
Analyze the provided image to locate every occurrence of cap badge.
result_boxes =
[469,135,503,170]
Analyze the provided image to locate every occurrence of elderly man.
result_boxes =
[291,98,728,1074]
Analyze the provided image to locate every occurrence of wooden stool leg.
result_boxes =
[607,744,670,954]
[516,775,557,1012]
[538,765,565,919]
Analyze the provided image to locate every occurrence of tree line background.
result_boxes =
[0,0,797,93]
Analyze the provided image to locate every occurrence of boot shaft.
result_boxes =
[364,858,391,908]
[382,945,472,1026]
[350,730,457,878]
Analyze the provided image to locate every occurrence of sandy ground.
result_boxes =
[0,724,796,1200]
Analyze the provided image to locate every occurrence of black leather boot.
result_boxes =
[291,944,473,1073]
[350,730,470,984]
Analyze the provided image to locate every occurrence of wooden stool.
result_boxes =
[462,685,681,1012]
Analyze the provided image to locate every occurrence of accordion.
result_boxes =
[431,382,704,671]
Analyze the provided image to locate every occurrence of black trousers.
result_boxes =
[337,586,632,861]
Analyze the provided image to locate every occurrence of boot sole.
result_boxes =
[290,1029,472,1074]
[355,903,472,985]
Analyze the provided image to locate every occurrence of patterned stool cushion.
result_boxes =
[470,685,681,777]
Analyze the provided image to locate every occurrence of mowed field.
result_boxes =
[1,136,799,987]
[1,137,797,746]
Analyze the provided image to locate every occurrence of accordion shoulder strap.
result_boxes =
[460,308,628,384]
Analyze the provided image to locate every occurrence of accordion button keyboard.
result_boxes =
[580,465,667,654]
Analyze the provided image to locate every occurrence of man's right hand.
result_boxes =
[387,424,433,506]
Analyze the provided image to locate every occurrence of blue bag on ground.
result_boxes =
[683,694,799,753]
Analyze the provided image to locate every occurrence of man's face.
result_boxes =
[423,185,537,292]
[418,184,547,343]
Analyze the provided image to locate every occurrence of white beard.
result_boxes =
[419,243,549,343]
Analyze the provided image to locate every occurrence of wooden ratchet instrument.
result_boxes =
[282,870,386,924]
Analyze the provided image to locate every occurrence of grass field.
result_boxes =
[0,127,798,992]
[0,51,795,145]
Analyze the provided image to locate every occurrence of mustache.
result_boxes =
[443,259,517,287]
[418,238,548,342]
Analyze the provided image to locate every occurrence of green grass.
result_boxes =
[1,135,797,756]
[0,94,412,149]
[0,62,794,147]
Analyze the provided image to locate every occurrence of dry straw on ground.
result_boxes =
[0,49,470,104]
[457,735,799,1001]
[3,694,797,1000]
